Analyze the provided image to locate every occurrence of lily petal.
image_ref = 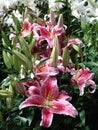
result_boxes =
[78,82,85,96]
[58,91,72,101]
[87,80,96,94]
[41,77,58,100]
[40,108,53,127]
[27,86,40,96]
[50,100,78,117]
[19,95,45,109]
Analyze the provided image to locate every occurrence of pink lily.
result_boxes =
[22,80,40,96]
[67,38,83,50]
[19,77,78,127]
[21,18,32,37]
[34,59,59,80]
[32,11,66,48]
[71,68,96,96]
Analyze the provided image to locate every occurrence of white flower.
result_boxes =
[69,0,98,23]
[0,0,18,16]
[20,0,37,11]
[48,0,64,11]
[4,10,22,26]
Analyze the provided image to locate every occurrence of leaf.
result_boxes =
[0,111,3,122]
[79,110,85,127]
[18,36,31,58]
[13,50,32,70]
[29,38,36,50]
[3,51,12,69]
[72,44,83,57]
[12,54,20,70]
[12,14,21,34]
[36,58,48,68]
[2,31,10,48]
[86,62,98,67]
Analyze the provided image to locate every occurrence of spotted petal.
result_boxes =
[41,77,58,100]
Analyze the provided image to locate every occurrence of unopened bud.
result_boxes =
[62,46,70,68]
[20,65,25,79]
[6,85,14,109]
[13,78,26,96]
[50,37,59,67]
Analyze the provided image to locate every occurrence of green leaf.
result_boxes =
[86,61,98,67]
[29,38,36,50]
[12,14,21,34]
[13,50,32,70]
[95,22,98,32]
[12,54,20,70]
[79,110,85,127]
[36,58,48,68]
[72,44,83,57]
[18,36,31,58]
[3,51,12,69]
[0,111,3,122]
[2,31,10,48]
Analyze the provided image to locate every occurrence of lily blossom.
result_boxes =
[71,68,96,96]
[67,38,83,50]
[19,77,78,127]
[21,18,32,37]
[32,11,66,48]
[34,59,59,80]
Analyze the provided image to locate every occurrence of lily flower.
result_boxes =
[34,59,59,80]
[67,38,83,50]
[19,77,78,127]
[32,11,66,48]
[21,18,32,37]
[71,68,96,96]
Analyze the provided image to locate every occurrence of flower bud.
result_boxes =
[50,37,59,67]
[6,85,14,109]
[62,46,70,68]
[13,78,26,96]
[20,65,26,79]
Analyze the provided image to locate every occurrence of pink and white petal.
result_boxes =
[77,69,94,81]
[23,80,39,87]
[19,95,45,109]
[40,108,53,127]
[27,86,40,96]
[58,91,72,101]
[50,100,78,117]
[38,26,50,38]
[87,80,96,94]
[48,67,59,76]
[78,82,85,96]
[41,77,58,100]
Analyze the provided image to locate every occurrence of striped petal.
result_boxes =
[19,95,45,109]
[41,77,58,100]
[50,100,78,117]
[40,108,53,127]
[87,80,96,94]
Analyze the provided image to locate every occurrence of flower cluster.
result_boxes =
[11,11,96,127]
